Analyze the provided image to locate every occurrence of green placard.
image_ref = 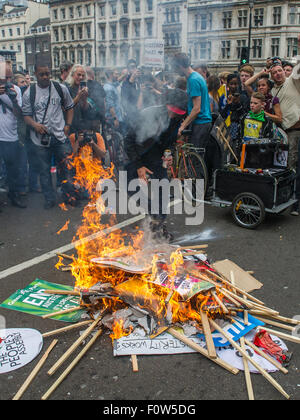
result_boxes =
[0,279,85,323]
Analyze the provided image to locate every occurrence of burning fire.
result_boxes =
[57,147,233,340]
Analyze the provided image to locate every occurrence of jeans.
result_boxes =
[191,123,212,149]
[0,141,22,194]
[27,136,75,203]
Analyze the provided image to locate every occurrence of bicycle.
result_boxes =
[169,129,209,202]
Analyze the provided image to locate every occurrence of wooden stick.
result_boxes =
[257,326,300,345]
[168,327,239,375]
[42,320,93,338]
[47,317,102,376]
[56,253,75,261]
[42,306,83,319]
[12,339,58,400]
[177,244,208,251]
[240,337,255,400]
[243,295,249,326]
[255,317,295,332]
[260,314,300,326]
[211,291,229,314]
[42,329,102,400]
[244,339,289,375]
[221,289,243,308]
[200,310,217,359]
[43,290,80,297]
[209,320,290,400]
[230,270,237,294]
[216,126,238,162]
[131,355,139,372]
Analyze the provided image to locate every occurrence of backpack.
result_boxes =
[29,81,65,111]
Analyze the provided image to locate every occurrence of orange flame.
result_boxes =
[56,220,70,235]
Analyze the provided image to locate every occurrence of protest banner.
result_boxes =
[143,39,164,68]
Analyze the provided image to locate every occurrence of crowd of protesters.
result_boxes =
[0,37,299,228]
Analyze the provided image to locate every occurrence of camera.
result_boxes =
[5,82,17,99]
[41,132,51,146]
[80,81,87,88]
[78,132,93,148]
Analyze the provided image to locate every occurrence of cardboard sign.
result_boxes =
[143,39,164,68]
[0,329,43,374]
[0,279,85,322]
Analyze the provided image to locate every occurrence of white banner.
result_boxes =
[143,39,165,68]
[0,329,43,374]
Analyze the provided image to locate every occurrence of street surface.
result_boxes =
[0,190,299,401]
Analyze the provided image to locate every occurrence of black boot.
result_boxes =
[8,192,27,209]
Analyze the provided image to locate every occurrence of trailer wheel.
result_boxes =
[232,192,265,229]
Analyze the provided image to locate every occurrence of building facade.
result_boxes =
[187,0,300,71]
[25,17,51,74]
[0,0,49,71]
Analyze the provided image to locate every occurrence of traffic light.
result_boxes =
[240,47,249,65]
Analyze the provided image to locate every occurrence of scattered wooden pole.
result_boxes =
[47,316,102,376]
[42,329,102,400]
[255,317,295,332]
[168,327,239,375]
[12,340,58,400]
[42,306,83,319]
[42,320,93,338]
[131,355,139,372]
[211,291,229,314]
[240,337,254,400]
[210,320,290,400]
[200,310,217,359]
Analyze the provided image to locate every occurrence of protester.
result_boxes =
[22,62,77,209]
[121,59,141,129]
[270,56,300,170]
[24,73,32,87]
[0,60,26,208]
[137,73,162,110]
[59,61,73,85]
[282,61,294,78]
[66,64,93,135]
[69,127,106,162]
[172,53,212,148]
[192,63,210,81]
[103,69,124,130]
[240,92,276,142]
[244,69,282,125]
[207,75,221,114]
[125,89,188,242]
[86,67,106,130]
[239,64,254,108]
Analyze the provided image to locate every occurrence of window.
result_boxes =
[289,6,300,24]
[26,43,32,53]
[17,44,21,53]
[54,51,60,67]
[61,8,65,19]
[17,27,21,36]
[43,41,49,51]
[86,4,91,16]
[86,24,91,39]
[77,6,82,18]
[62,50,67,62]
[252,39,262,58]
[223,11,232,29]
[9,28,13,36]
[147,0,153,12]
[135,1,140,13]
[70,50,75,63]
[271,38,280,57]
[238,10,248,28]
[99,4,105,17]
[53,9,58,20]
[1,30,5,37]
[273,7,281,25]
[86,49,91,66]
[78,26,83,40]
[61,28,66,41]
[78,50,83,65]
[99,49,106,66]
[221,40,231,59]
[70,27,74,40]
[111,3,117,16]
[146,21,153,37]
[133,21,140,37]
[237,39,247,59]
[123,2,128,14]
[111,24,117,40]
[122,24,128,39]
[254,8,264,27]
[54,29,59,42]
[69,7,74,19]
[111,49,117,66]
[287,38,298,57]
[99,25,106,40]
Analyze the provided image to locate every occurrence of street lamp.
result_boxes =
[247,0,255,62]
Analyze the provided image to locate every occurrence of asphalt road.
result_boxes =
[0,190,299,402]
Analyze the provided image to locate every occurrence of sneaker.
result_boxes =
[8,192,27,209]
[291,202,299,216]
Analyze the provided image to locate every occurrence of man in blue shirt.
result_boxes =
[172,53,212,148]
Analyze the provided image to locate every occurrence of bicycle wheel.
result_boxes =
[231,192,265,229]
[178,151,208,200]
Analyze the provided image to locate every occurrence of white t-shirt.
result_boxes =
[22,81,74,146]
[0,85,22,143]
[271,56,300,130]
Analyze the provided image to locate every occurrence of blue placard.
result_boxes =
[198,313,265,348]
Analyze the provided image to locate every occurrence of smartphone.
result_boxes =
[80,81,87,88]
